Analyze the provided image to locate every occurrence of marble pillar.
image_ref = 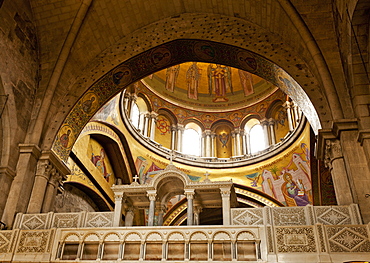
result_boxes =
[147,190,157,226]
[149,112,158,140]
[283,101,294,131]
[185,189,195,226]
[268,118,276,145]
[220,187,231,225]
[113,192,125,227]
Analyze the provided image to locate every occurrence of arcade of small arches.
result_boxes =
[123,87,302,161]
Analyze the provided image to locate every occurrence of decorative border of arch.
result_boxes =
[52,39,320,162]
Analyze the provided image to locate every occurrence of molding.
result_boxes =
[357,129,370,145]
[0,166,16,179]
[317,119,359,159]
[18,144,41,159]
[331,119,358,137]
[39,150,70,177]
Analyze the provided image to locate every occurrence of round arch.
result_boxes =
[52,39,321,162]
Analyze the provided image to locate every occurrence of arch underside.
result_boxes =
[52,39,320,163]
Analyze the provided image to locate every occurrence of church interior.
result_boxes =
[0,0,370,262]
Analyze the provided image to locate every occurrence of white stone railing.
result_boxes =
[13,211,114,230]
[231,204,362,226]
[1,224,370,262]
[12,205,362,232]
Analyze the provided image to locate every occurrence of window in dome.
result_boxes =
[131,103,140,129]
[249,124,266,154]
[182,123,201,156]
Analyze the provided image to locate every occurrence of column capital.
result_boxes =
[283,100,291,108]
[130,93,138,102]
[184,189,195,199]
[260,119,269,126]
[204,129,212,136]
[234,128,241,134]
[147,190,157,201]
[177,123,185,131]
[220,187,231,198]
[268,118,275,126]
[324,139,343,169]
[150,111,158,119]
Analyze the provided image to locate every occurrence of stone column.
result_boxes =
[128,93,137,116]
[125,207,135,227]
[149,111,158,141]
[42,170,64,212]
[143,112,150,137]
[138,112,146,133]
[220,187,231,225]
[240,130,247,155]
[184,189,195,226]
[147,190,157,226]
[27,159,52,213]
[231,131,237,156]
[123,92,130,112]
[194,205,202,225]
[1,144,41,227]
[204,130,211,157]
[171,125,177,150]
[292,101,300,126]
[268,118,276,145]
[113,192,125,227]
[324,139,355,205]
[261,119,270,149]
[244,131,251,155]
[201,132,206,157]
[283,101,294,131]
[234,128,241,156]
[176,124,184,152]
[157,205,166,226]
[211,132,216,157]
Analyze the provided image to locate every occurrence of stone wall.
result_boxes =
[0,0,39,219]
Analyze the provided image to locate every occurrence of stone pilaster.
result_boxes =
[0,166,15,219]
[1,144,41,227]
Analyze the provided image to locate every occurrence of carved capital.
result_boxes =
[150,111,158,119]
[220,187,231,198]
[324,139,343,168]
[184,189,195,200]
[36,159,53,179]
[49,169,63,186]
[147,190,157,201]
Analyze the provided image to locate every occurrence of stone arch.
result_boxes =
[52,39,321,162]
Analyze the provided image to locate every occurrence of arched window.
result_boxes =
[249,124,265,153]
[245,119,267,154]
[182,123,201,156]
[131,103,140,129]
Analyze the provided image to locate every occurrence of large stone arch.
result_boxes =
[51,39,321,162]
[41,11,339,152]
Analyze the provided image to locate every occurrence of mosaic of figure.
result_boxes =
[59,129,71,148]
[238,69,254,96]
[91,148,111,182]
[208,64,232,102]
[186,62,201,100]
[282,173,310,206]
[165,65,180,92]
